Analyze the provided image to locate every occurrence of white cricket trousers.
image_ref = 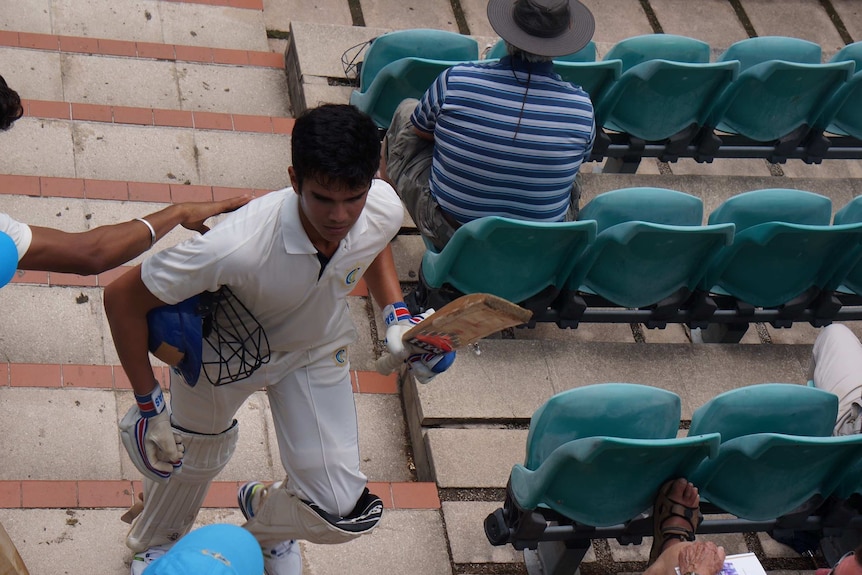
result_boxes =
[170,344,367,518]
[809,324,862,436]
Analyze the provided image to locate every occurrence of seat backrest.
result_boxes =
[350,57,461,128]
[524,383,681,469]
[689,433,862,520]
[486,38,597,62]
[707,189,832,231]
[569,221,735,308]
[358,29,479,91]
[553,60,622,102]
[705,60,854,141]
[580,187,704,232]
[603,34,710,73]
[597,60,738,141]
[717,36,822,70]
[819,43,862,138]
[700,221,862,307]
[832,196,862,294]
[421,217,597,304]
[688,383,838,441]
[510,434,720,526]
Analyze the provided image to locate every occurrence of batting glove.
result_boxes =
[382,302,456,384]
[119,383,184,483]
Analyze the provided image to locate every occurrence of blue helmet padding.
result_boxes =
[0,232,18,288]
[147,295,203,386]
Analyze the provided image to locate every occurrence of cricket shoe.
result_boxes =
[130,543,172,575]
[238,481,303,575]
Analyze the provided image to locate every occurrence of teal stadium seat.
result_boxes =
[705,37,854,145]
[688,384,862,520]
[596,35,737,160]
[509,384,720,526]
[485,38,597,62]
[420,217,597,305]
[568,188,734,309]
[602,34,711,72]
[350,57,463,128]
[831,195,862,295]
[816,41,862,140]
[356,29,479,93]
[698,189,862,308]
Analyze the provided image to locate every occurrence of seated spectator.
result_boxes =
[380,0,597,251]
[809,324,862,436]
[645,478,726,575]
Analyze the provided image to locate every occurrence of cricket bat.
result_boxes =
[0,521,29,575]
[376,293,533,375]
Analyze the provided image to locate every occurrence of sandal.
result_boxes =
[648,478,702,565]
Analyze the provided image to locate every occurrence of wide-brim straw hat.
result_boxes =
[487,0,595,57]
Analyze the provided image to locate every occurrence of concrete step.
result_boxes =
[2,116,291,189]
[0,507,450,575]
[0,386,410,483]
[2,46,290,115]
[0,0,269,51]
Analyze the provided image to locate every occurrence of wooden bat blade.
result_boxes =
[403,293,532,354]
[0,521,29,575]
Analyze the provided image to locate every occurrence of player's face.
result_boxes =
[290,167,370,251]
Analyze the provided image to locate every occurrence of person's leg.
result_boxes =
[564,175,583,221]
[647,478,701,566]
[242,347,380,548]
[810,324,862,435]
[382,99,458,251]
[126,370,257,553]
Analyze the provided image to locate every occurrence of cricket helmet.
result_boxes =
[147,286,271,387]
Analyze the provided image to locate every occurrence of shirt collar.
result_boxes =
[279,188,370,255]
[500,55,555,76]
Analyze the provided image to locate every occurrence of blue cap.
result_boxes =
[0,231,18,288]
[145,524,263,575]
[146,295,203,386]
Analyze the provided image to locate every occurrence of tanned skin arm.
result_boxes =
[19,196,250,275]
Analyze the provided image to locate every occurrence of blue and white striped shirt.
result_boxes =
[411,56,595,224]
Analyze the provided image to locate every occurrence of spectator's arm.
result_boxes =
[19,195,250,275]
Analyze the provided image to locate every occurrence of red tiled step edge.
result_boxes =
[20,99,295,134]
[0,480,439,509]
[162,0,264,10]
[0,364,395,393]
[0,31,281,67]
[0,175,271,203]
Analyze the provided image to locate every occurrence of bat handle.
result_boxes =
[375,352,403,375]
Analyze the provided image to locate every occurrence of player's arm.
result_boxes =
[365,244,455,383]
[19,195,250,275]
[105,265,184,480]
[104,265,167,396]
[364,244,402,309]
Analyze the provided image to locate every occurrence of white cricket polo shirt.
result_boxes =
[142,179,403,352]
[0,212,33,261]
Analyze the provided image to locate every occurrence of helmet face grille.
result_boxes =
[198,286,271,385]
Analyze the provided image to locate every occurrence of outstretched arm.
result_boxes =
[19,195,250,275]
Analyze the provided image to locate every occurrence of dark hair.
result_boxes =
[0,75,24,131]
[291,104,380,191]
[855,544,862,568]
